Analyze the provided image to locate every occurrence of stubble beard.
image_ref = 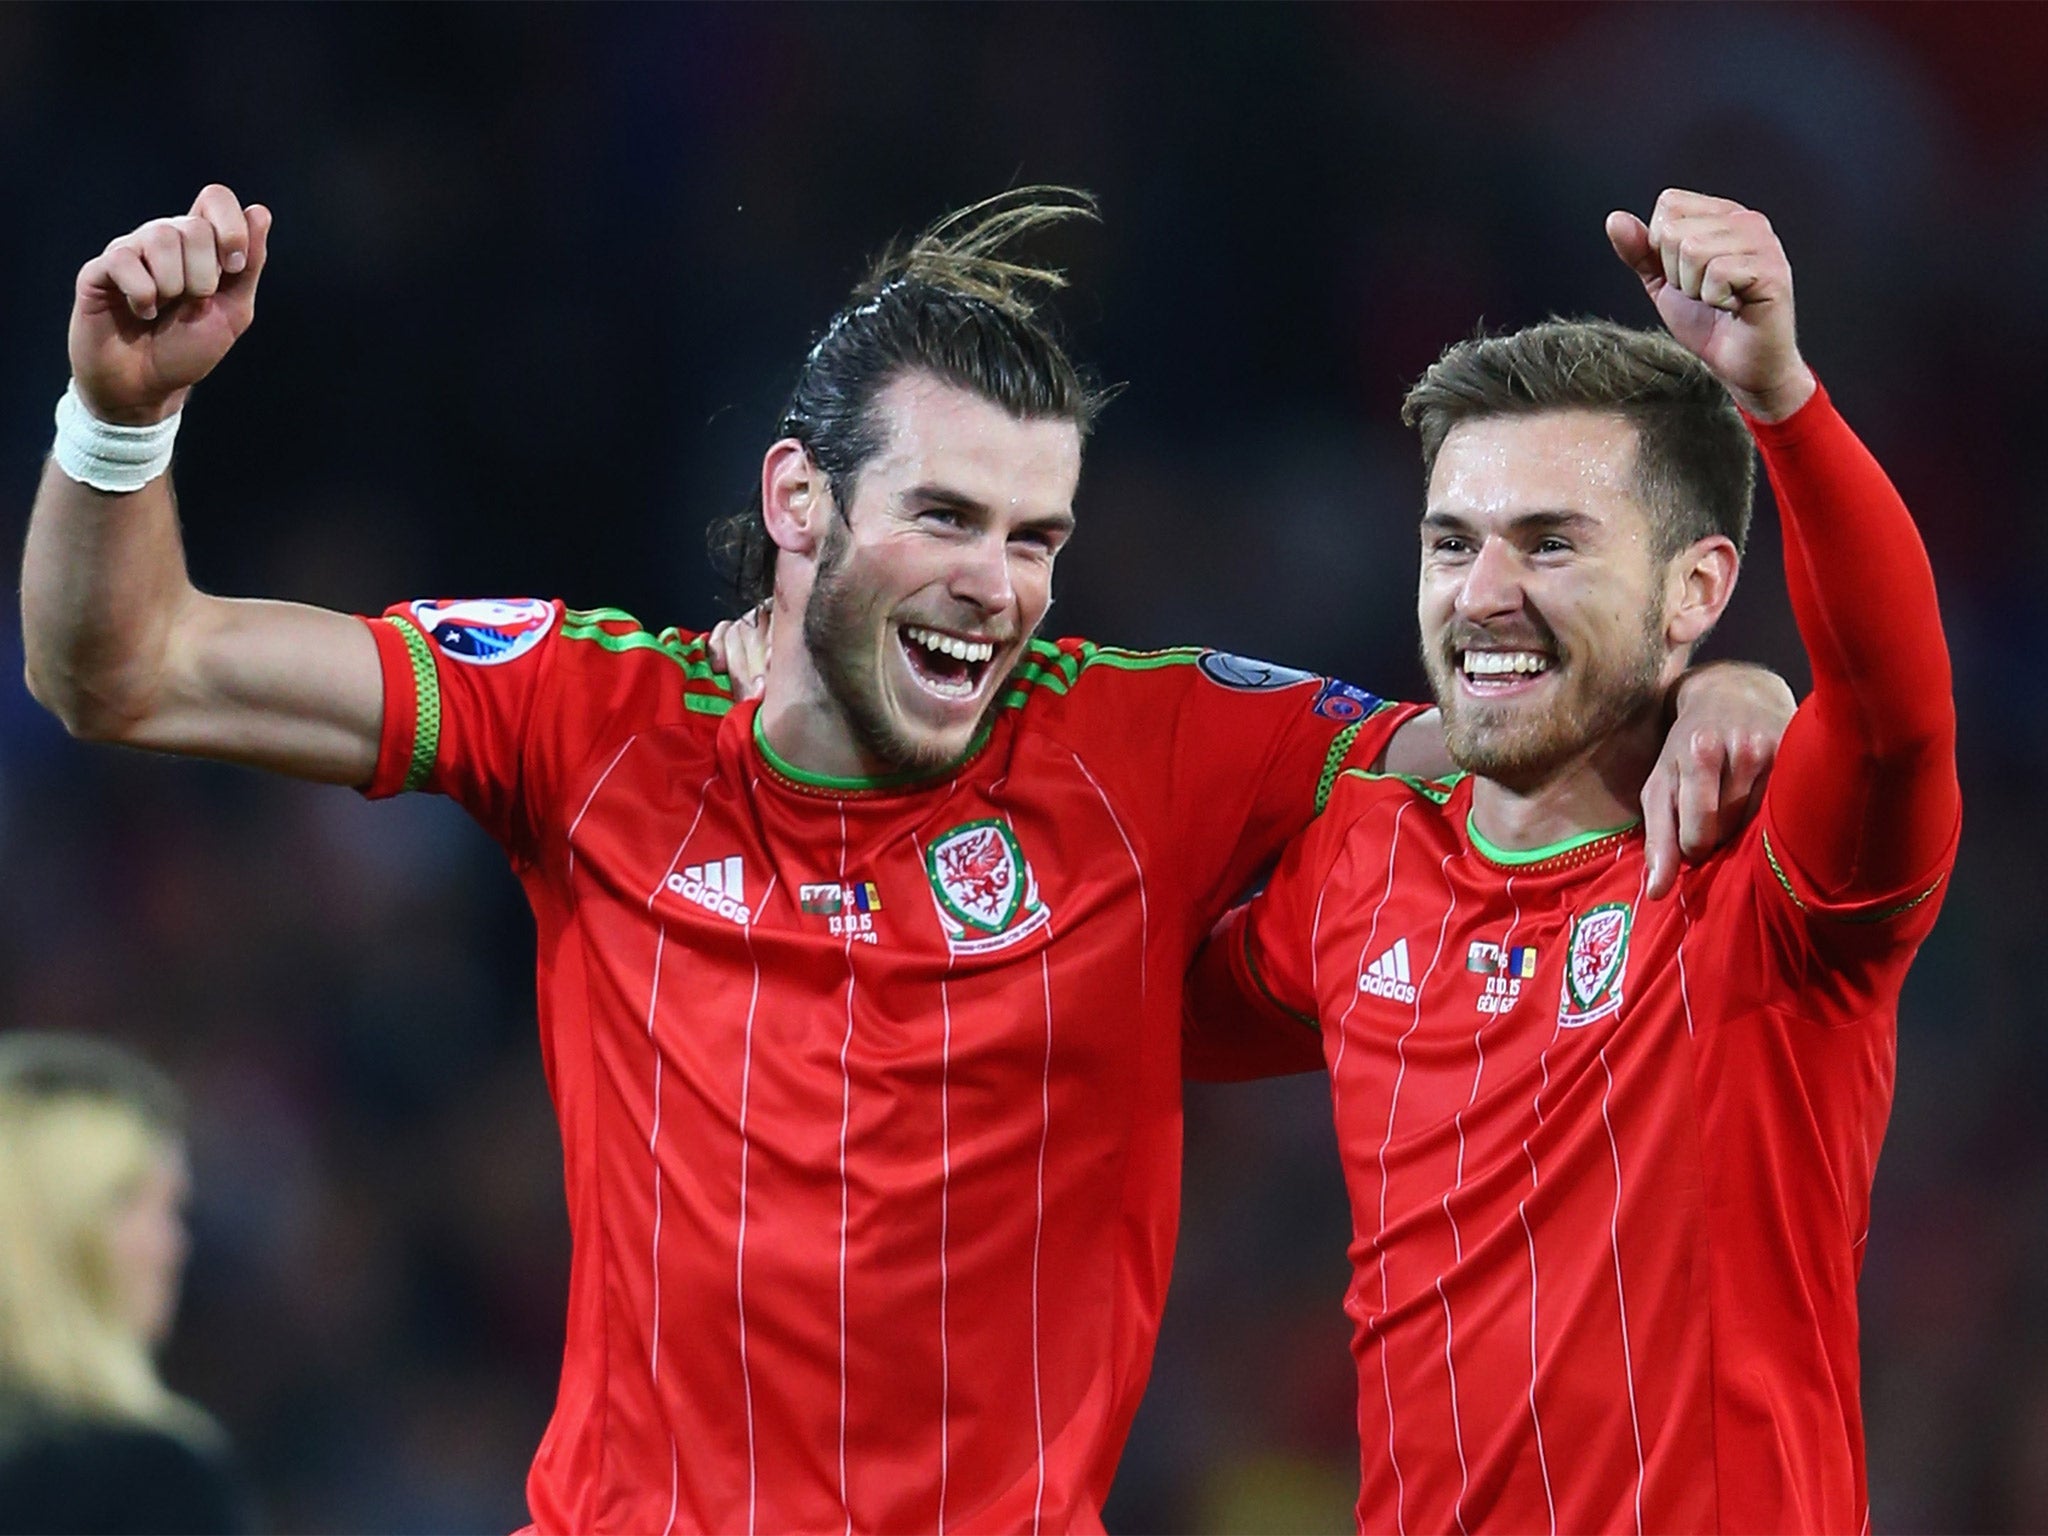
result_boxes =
[801,519,1008,776]
[1426,596,1668,795]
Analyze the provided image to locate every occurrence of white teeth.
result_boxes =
[904,625,995,664]
[1462,650,1550,677]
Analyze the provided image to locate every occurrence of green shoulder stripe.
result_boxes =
[998,639,1206,713]
[1331,766,1467,807]
[559,608,734,715]
[1072,641,1206,672]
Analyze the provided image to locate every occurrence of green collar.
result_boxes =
[751,711,992,796]
[1466,810,1640,867]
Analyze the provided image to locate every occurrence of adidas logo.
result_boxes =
[667,855,751,926]
[1359,938,1418,1004]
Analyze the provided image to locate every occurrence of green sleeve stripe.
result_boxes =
[998,639,1205,713]
[384,617,440,792]
[1760,830,1946,924]
[1241,922,1320,1031]
[1315,721,1366,814]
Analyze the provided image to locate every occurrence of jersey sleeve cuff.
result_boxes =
[1742,375,1838,453]
[359,613,441,799]
[1757,799,1960,926]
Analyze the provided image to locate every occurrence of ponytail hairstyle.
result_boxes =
[708,187,1110,608]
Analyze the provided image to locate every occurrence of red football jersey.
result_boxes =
[1212,775,1951,1533]
[358,604,1420,1535]
[1196,389,1960,1534]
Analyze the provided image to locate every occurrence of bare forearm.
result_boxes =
[26,187,386,784]
[22,459,199,739]
[23,459,382,782]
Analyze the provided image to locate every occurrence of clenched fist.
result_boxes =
[1606,189,1816,423]
[71,184,270,425]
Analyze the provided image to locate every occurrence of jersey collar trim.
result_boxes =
[1466,810,1640,868]
[750,712,992,798]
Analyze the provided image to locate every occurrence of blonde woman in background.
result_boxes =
[0,1033,251,1534]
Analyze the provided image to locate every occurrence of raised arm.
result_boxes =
[21,185,382,784]
[1610,190,1958,905]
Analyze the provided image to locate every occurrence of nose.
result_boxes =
[949,529,1016,615]
[1454,535,1525,625]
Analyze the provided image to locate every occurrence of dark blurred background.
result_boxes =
[3,3,2042,1530]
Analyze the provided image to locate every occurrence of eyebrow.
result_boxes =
[1421,508,1598,537]
[906,484,1076,537]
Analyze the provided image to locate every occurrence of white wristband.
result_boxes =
[52,381,182,494]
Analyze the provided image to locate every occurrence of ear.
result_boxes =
[761,439,831,556]
[1663,535,1741,649]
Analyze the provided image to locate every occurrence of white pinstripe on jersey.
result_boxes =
[641,764,722,1536]
[1069,751,1148,1006]
[1404,849,1464,1531]
[1333,800,1412,1533]
[734,782,773,1534]
[1031,946,1054,1536]
[1599,864,1652,1535]
[834,801,855,1536]
[565,735,640,877]
[1438,869,1519,1534]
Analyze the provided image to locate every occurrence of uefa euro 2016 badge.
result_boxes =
[1558,902,1632,1029]
[408,597,557,666]
[925,818,1051,958]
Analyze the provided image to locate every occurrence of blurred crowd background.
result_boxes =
[2,3,2043,1530]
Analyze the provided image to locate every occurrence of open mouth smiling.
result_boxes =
[898,622,1001,701]
[1459,647,1555,696]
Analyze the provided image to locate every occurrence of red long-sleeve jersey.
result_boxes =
[357,603,1421,1535]
[1192,383,1959,1533]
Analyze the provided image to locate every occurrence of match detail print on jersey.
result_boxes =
[799,881,883,941]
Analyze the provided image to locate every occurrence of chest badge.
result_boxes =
[925,819,1051,957]
[1559,902,1632,1028]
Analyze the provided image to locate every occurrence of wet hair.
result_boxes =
[707,188,1110,608]
[1400,317,1756,558]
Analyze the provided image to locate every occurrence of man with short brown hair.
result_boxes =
[1192,190,1958,1532]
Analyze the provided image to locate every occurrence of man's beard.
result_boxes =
[801,518,1012,776]
[1425,596,1667,794]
